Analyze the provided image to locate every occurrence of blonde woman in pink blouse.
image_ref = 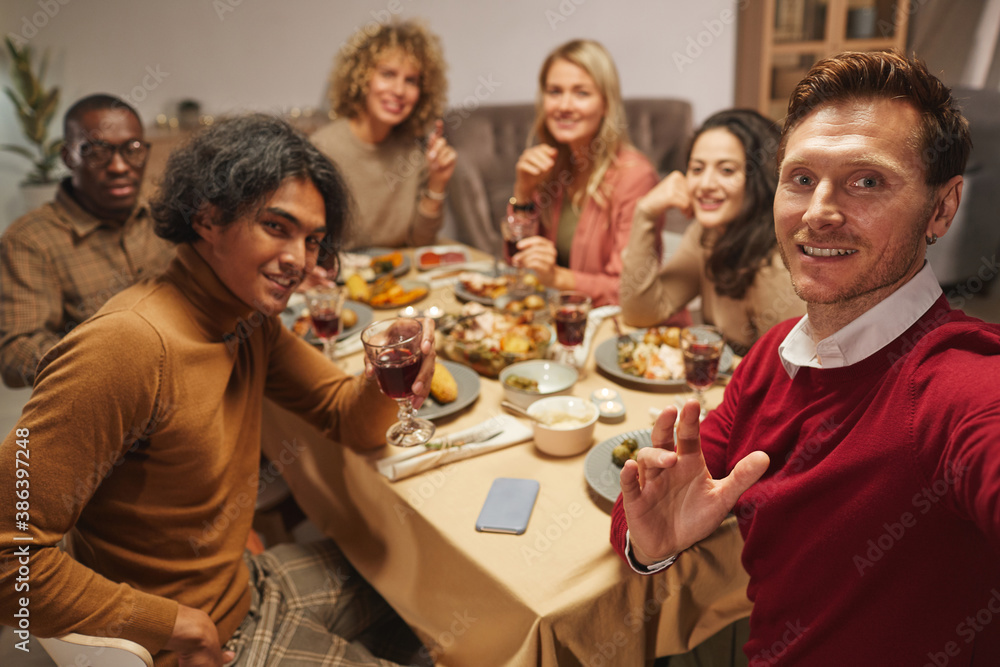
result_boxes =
[508,39,657,307]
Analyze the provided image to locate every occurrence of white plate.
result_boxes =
[452,270,503,306]
[414,245,471,271]
[593,332,734,391]
[417,360,481,421]
[338,247,410,283]
[280,300,374,344]
[584,429,653,505]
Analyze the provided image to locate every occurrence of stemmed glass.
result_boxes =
[681,325,725,408]
[305,286,346,359]
[501,201,539,297]
[551,291,591,366]
[361,317,435,447]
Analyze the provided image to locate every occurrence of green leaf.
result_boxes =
[0,144,36,161]
[3,38,61,182]
[3,87,27,118]
[37,50,49,86]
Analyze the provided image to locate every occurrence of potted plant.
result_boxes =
[2,36,62,208]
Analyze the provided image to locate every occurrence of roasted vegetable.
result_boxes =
[504,375,539,392]
[611,437,639,467]
[430,362,458,403]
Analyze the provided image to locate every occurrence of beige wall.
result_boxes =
[0,0,742,229]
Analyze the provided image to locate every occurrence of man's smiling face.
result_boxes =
[195,176,327,314]
[774,98,939,309]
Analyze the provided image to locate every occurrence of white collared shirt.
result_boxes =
[778,263,944,378]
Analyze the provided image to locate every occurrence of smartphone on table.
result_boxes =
[475,477,539,535]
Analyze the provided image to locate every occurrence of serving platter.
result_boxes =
[368,279,431,310]
[593,332,734,391]
[415,244,471,271]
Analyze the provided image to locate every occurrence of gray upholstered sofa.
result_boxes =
[926,87,1000,290]
[440,98,694,253]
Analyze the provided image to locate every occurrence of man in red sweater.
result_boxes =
[613,51,1000,665]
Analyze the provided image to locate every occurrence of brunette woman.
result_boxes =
[620,109,805,354]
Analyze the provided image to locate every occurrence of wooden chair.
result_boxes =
[37,632,153,667]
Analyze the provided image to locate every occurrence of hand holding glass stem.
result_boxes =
[361,317,436,447]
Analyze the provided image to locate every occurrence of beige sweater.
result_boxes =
[0,244,395,665]
[620,209,805,353]
[311,118,443,249]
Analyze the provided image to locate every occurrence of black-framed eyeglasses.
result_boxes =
[77,139,150,169]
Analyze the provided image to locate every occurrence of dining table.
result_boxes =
[260,244,752,667]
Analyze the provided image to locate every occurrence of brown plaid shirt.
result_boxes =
[0,180,175,387]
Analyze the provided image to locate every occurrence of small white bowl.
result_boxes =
[499,360,578,409]
[526,396,598,457]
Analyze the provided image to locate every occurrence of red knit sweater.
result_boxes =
[612,296,1000,665]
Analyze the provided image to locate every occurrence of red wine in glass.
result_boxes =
[555,307,587,346]
[374,348,422,399]
[683,343,721,389]
[503,239,521,264]
[501,211,538,266]
[310,311,341,339]
[361,317,435,447]
[681,325,725,407]
[305,286,346,358]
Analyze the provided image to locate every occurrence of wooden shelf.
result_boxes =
[736,0,909,121]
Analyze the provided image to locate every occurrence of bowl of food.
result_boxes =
[439,306,552,377]
[526,396,599,457]
[499,360,578,409]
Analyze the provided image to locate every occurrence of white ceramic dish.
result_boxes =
[526,396,598,457]
[499,360,578,409]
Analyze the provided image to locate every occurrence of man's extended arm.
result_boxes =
[0,314,179,651]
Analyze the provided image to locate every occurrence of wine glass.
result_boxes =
[305,286,346,359]
[501,202,539,297]
[551,291,591,366]
[361,318,435,447]
[681,325,725,408]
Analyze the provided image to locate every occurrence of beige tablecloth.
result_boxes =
[261,249,751,667]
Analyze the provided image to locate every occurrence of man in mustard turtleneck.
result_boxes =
[0,114,433,667]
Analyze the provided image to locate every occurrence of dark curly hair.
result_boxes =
[693,109,781,300]
[151,113,351,270]
[780,50,971,186]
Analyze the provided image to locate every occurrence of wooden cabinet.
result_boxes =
[736,0,910,120]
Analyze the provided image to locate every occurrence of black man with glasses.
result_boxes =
[0,94,174,388]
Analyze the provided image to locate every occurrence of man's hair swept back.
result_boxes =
[779,49,972,186]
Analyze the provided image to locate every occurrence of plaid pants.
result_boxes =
[224,540,430,666]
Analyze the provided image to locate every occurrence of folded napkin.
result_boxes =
[376,414,533,481]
